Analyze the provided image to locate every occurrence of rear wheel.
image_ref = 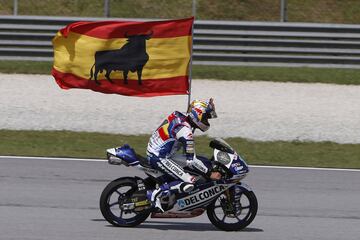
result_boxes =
[100,178,150,227]
[207,186,258,231]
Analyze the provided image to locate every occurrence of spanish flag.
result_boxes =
[52,17,193,97]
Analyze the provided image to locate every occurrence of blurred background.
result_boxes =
[1,0,360,167]
[1,0,360,23]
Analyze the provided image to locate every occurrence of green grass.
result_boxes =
[2,60,360,85]
[0,61,52,75]
[2,0,360,23]
[192,65,360,85]
[288,0,360,24]
[1,130,359,169]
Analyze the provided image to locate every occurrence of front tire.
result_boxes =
[100,178,150,227]
[207,187,258,231]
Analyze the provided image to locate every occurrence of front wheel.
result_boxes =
[207,186,258,231]
[100,177,150,227]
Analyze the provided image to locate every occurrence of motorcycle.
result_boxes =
[100,138,258,231]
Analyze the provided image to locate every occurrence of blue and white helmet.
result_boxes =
[187,98,217,132]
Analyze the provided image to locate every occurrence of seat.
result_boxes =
[136,154,152,168]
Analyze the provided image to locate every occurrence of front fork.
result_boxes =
[221,185,242,216]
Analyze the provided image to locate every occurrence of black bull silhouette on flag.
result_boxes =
[89,31,153,85]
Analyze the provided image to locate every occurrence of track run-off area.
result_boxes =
[1,74,360,143]
[1,156,359,240]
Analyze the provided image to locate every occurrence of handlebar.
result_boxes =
[211,161,233,179]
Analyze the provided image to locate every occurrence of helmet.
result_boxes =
[187,98,217,132]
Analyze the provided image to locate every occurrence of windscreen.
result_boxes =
[209,138,235,154]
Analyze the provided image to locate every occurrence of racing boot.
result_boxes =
[170,181,194,193]
[146,188,169,212]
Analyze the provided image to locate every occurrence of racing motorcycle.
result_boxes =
[100,138,258,231]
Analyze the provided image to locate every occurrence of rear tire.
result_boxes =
[207,187,258,231]
[100,178,150,227]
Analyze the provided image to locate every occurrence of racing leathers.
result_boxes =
[146,111,211,211]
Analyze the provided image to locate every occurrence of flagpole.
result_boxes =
[187,0,196,110]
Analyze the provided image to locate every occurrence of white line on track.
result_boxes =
[0,155,107,162]
[1,155,360,172]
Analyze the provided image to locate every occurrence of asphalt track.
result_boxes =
[1,156,359,240]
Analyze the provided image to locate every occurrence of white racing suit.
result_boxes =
[146,111,212,211]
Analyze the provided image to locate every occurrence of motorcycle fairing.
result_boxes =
[228,155,249,178]
[213,148,249,178]
[108,144,139,166]
[173,182,236,212]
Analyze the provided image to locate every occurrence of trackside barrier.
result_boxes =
[1,15,360,68]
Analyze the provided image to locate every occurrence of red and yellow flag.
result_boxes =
[52,17,193,97]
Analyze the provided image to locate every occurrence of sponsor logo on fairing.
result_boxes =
[231,162,244,172]
[178,199,186,208]
[177,185,226,208]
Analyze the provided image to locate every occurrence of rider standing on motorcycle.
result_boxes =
[146,98,222,212]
